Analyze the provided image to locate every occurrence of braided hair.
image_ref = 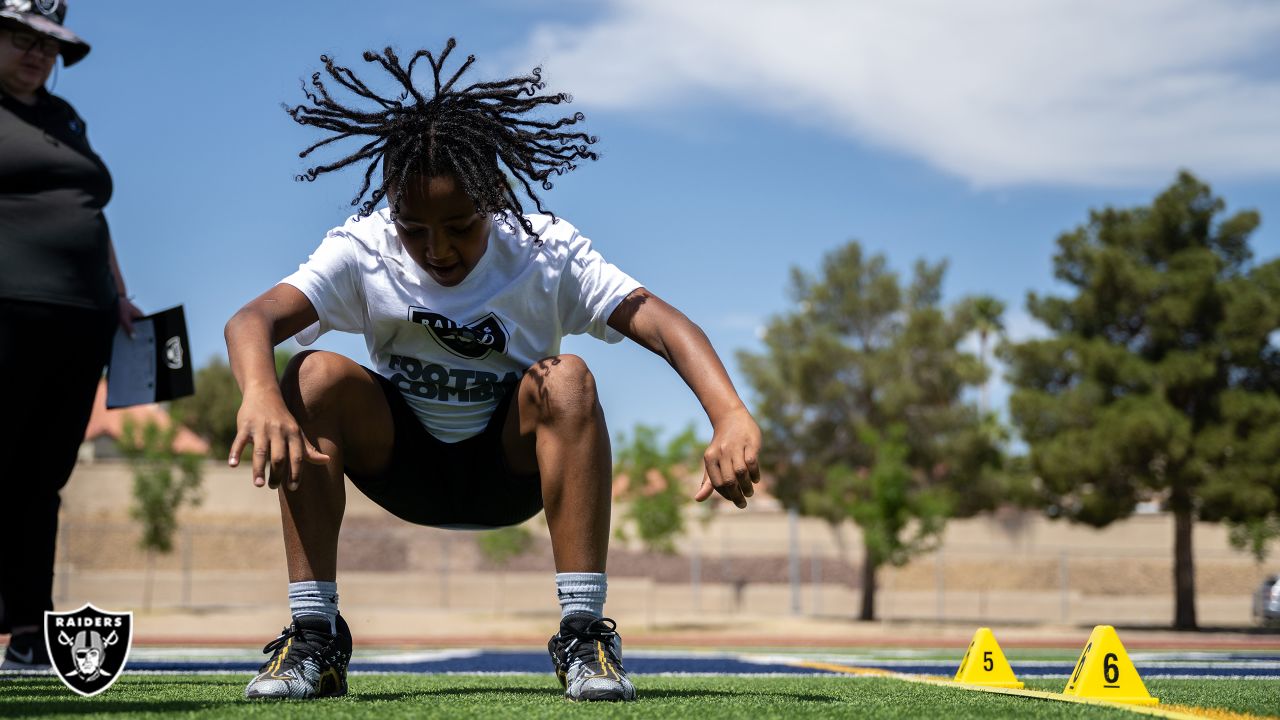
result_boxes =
[285,38,598,239]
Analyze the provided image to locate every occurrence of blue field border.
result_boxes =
[4,649,1277,680]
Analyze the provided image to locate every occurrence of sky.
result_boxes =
[50,0,1280,444]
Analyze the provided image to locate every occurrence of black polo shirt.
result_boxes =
[0,88,116,310]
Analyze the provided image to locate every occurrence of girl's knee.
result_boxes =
[280,350,363,417]
[519,354,598,423]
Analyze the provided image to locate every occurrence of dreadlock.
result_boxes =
[285,38,598,239]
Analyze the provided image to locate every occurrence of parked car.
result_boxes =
[1254,574,1280,627]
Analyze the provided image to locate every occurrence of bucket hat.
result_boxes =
[0,0,90,66]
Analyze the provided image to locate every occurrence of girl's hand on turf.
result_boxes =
[695,406,763,509]
[227,392,330,491]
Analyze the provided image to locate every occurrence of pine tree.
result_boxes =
[1003,172,1280,629]
[739,241,1011,620]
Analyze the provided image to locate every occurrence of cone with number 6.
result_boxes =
[1063,625,1158,705]
[952,627,1023,688]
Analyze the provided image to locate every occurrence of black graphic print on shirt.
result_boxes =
[387,354,520,403]
[409,306,510,360]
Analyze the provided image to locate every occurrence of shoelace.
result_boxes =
[564,617,624,670]
[259,625,332,673]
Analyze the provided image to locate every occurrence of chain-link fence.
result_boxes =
[53,509,1274,628]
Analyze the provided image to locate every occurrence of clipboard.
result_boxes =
[106,305,195,408]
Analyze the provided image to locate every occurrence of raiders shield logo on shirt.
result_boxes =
[43,604,133,697]
[409,306,509,360]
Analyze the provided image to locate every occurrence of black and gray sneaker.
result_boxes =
[244,615,351,699]
[2,630,52,670]
[547,613,636,701]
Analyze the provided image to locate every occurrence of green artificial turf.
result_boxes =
[3,674,1277,719]
[1024,678,1280,717]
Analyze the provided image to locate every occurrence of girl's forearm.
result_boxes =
[659,318,748,425]
[225,309,283,398]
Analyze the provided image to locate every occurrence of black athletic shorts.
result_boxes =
[346,368,542,528]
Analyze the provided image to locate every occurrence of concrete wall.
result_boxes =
[55,460,1279,627]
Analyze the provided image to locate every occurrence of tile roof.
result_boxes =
[83,379,210,455]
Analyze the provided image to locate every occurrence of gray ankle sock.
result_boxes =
[288,580,338,634]
[556,572,607,619]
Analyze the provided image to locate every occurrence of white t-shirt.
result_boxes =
[282,210,641,443]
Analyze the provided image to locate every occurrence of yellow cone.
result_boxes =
[1063,625,1158,706]
[953,627,1024,689]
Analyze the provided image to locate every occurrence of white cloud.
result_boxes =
[1002,308,1053,344]
[514,0,1280,187]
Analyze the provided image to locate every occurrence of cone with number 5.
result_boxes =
[952,627,1023,688]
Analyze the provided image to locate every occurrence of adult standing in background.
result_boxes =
[0,0,141,668]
